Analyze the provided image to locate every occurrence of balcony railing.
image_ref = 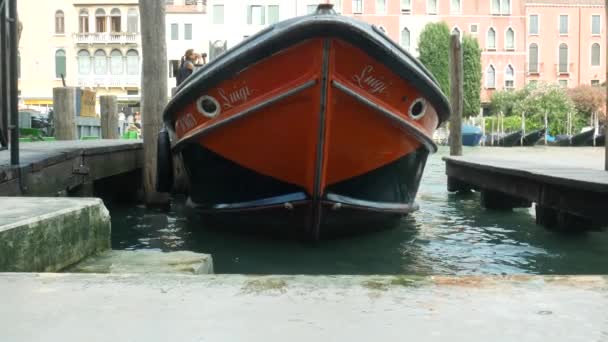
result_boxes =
[525,62,545,75]
[74,32,139,45]
[554,63,575,75]
[77,75,140,88]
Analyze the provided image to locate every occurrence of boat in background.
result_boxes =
[157,4,450,240]
[461,124,483,146]
[518,128,545,146]
[569,128,595,146]
[496,131,523,147]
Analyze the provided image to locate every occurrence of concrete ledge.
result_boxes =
[0,197,110,272]
[0,274,606,341]
[68,250,214,274]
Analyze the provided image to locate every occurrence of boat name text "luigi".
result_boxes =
[353,65,388,95]
[218,85,252,109]
[176,112,197,134]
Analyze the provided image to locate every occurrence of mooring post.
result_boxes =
[0,2,8,149]
[605,0,608,171]
[100,95,119,139]
[449,34,463,156]
[8,0,19,164]
[52,87,78,140]
[140,0,170,206]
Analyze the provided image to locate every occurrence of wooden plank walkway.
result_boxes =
[443,146,608,230]
[0,140,143,196]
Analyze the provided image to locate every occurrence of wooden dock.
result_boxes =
[0,140,143,197]
[444,146,608,230]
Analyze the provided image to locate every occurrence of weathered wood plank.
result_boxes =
[444,147,608,227]
[0,140,143,196]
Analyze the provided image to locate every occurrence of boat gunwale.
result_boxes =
[163,13,451,130]
[331,80,438,153]
[172,79,318,150]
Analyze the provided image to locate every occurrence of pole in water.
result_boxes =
[449,34,463,156]
[8,0,19,165]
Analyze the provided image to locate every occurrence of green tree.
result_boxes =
[417,22,451,98]
[462,34,482,117]
[418,23,483,117]
[516,83,577,136]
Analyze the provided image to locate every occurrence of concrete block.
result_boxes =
[68,250,213,275]
[0,197,111,272]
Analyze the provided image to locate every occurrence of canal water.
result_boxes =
[109,146,608,275]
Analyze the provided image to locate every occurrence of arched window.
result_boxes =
[401,28,410,51]
[451,0,461,13]
[110,50,123,75]
[491,0,500,14]
[486,65,496,88]
[487,28,496,49]
[126,49,139,75]
[127,8,139,33]
[501,0,511,15]
[78,50,91,75]
[55,10,65,34]
[505,27,514,50]
[559,43,568,73]
[95,8,107,33]
[591,43,600,66]
[427,0,437,14]
[94,49,107,75]
[79,9,89,33]
[55,50,66,78]
[528,43,538,73]
[505,65,514,88]
[110,8,121,32]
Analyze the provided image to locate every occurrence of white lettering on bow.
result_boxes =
[352,65,388,95]
[218,84,252,109]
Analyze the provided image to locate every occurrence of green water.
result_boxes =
[109,146,608,275]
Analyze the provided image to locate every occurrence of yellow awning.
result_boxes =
[24,99,53,105]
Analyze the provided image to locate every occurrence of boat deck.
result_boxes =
[443,146,608,229]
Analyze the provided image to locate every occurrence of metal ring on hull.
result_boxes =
[331,80,438,153]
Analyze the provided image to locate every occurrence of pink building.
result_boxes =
[525,0,605,88]
[326,0,604,108]
[339,0,401,42]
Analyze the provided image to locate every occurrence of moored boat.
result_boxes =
[157,5,450,240]
[518,128,545,146]
[461,124,483,146]
[570,128,596,146]
[496,130,523,147]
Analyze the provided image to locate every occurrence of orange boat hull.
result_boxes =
[162,8,449,239]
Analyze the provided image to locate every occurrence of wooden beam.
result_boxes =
[139,0,170,206]
[449,34,463,156]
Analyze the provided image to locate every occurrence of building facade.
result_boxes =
[16,0,606,113]
[525,0,605,88]
[17,0,142,111]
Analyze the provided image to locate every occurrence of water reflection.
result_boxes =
[108,147,608,275]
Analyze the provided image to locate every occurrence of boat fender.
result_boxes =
[409,98,427,120]
[197,95,221,118]
[156,127,174,193]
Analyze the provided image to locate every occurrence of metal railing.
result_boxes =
[77,75,140,88]
[74,32,139,45]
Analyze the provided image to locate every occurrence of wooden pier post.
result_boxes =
[140,0,170,206]
[449,34,463,156]
[100,95,119,139]
[52,87,78,141]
